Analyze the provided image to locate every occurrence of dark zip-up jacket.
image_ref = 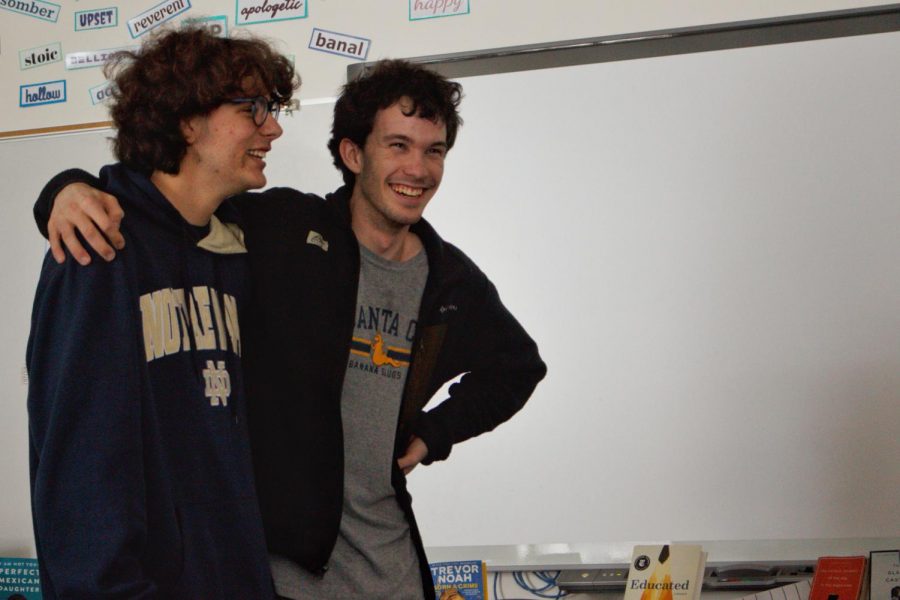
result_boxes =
[28,164,273,599]
[36,173,547,599]
[237,185,547,597]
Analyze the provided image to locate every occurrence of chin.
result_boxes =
[393,201,429,222]
[247,176,267,190]
[388,207,424,226]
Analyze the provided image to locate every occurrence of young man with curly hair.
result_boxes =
[34,59,545,599]
[26,27,298,598]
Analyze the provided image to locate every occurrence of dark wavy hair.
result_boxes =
[104,26,299,175]
[327,59,463,186]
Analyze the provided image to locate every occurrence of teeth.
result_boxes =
[391,184,423,197]
[248,150,267,159]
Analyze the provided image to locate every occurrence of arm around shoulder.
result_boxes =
[226,186,320,220]
[34,168,101,239]
[34,168,125,265]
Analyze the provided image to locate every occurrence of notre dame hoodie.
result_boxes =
[26,163,273,599]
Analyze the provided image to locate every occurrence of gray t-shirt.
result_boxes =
[272,244,428,600]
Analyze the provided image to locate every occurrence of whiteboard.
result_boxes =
[410,29,900,547]
[2,29,899,558]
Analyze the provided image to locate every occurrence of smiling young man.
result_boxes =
[339,97,446,260]
[26,27,297,598]
[33,59,546,599]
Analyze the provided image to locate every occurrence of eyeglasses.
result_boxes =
[228,96,281,127]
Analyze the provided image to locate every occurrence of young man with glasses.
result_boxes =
[26,27,298,598]
[33,60,545,599]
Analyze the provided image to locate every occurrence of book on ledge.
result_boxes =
[868,550,899,600]
[624,544,707,600]
[809,555,868,600]
[0,557,42,599]
[429,559,488,600]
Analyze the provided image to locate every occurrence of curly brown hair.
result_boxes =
[327,59,463,186]
[105,26,299,175]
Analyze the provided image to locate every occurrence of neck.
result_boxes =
[150,169,223,226]
[349,194,422,262]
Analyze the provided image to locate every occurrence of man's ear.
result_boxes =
[180,116,201,145]
[339,138,364,175]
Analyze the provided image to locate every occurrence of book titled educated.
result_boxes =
[624,544,707,600]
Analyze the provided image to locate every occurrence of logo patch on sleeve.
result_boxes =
[306,230,329,252]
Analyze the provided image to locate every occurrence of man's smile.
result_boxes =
[390,183,425,197]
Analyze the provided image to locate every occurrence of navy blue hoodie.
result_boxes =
[26,164,273,599]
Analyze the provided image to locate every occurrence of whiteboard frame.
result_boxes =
[349,4,900,80]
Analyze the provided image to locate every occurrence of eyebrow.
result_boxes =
[383,133,448,150]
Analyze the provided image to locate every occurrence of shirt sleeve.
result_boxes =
[227,186,312,222]
[27,249,157,598]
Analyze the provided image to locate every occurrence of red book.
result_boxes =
[810,556,868,600]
